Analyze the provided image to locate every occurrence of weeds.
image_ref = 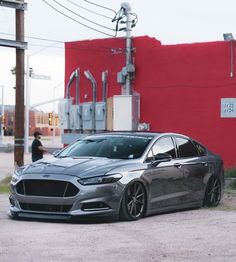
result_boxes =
[0,176,11,194]
[225,166,236,178]
[230,180,236,190]
[225,166,236,190]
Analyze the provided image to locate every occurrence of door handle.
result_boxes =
[174,163,182,168]
[201,162,208,167]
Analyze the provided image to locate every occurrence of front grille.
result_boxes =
[19,202,72,213]
[16,179,79,197]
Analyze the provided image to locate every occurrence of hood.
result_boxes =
[23,156,131,178]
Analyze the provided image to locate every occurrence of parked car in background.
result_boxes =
[9,132,224,221]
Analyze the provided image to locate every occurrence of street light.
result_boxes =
[223,33,234,41]
[24,46,56,153]
[52,82,62,146]
[223,33,235,78]
[24,41,61,153]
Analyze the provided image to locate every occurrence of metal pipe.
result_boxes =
[75,68,80,105]
[74,68,82,130]
[102,70,108,102]
[65,70,77,129]
[102,71,108,130]
[230,41,234,78]
[65,70,76,99]
[223,33,235,78]
[84,70,97,131]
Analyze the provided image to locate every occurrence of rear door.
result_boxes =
[174,136,209,203]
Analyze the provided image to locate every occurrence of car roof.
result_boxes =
[84,131,190,139]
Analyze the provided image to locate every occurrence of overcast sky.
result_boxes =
[1,0,236,111]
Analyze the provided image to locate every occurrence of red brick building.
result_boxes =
[1,106,60,136]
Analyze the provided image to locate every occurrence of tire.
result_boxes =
[120,181,147,221]
[204,176,221,207]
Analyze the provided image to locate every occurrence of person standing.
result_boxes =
[31,131,47,162]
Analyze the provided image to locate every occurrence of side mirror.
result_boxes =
[52,149,61,157]
[151,153,172,166]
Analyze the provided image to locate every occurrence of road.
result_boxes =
[0,194,236,262]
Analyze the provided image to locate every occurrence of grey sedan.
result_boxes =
[9,132,224,221]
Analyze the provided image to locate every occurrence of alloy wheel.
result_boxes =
[204,176,221,207]
[120,181,146,220]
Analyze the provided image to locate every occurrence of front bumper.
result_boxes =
[8,206,117,221]
[9,173,124,221]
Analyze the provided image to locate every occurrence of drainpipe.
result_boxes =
[102,71,108,130]
[84,70,97,132]
[75,68,80,105]
[75,68,83,130]
[102,70,108,102]
[66,70,76,99]
[65,70,76,129]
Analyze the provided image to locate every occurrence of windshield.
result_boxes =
[58,135,153,159]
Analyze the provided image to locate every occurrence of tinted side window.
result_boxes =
[176,137,199,158]
[152,137,177,159]
[193,141,207,156]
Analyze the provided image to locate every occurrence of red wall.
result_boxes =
[65,36,236,167]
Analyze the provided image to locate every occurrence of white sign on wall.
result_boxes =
[221,98,236,118]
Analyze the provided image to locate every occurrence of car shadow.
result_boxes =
[8,214,119,224]
[8,207,202,225]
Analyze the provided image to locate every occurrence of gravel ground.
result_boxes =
[0,194,236,262]
[1,151,236,261]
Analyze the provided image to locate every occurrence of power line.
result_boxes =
[83,0,117,16]
[41,0,115,37]
[51,0,115,32]
[64,0,112,20]
[28,43,125,55]
[0,31,125,53]
[0,31,64,43]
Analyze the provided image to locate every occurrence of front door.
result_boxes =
[144,136,186,211]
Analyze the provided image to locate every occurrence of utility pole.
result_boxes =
[0,1,27,166]
[121,3,135,95]
[15,0,25,166]
[124,3,132,95]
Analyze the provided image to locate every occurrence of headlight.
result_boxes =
[79,173,123,185]
[11,172,20,184]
